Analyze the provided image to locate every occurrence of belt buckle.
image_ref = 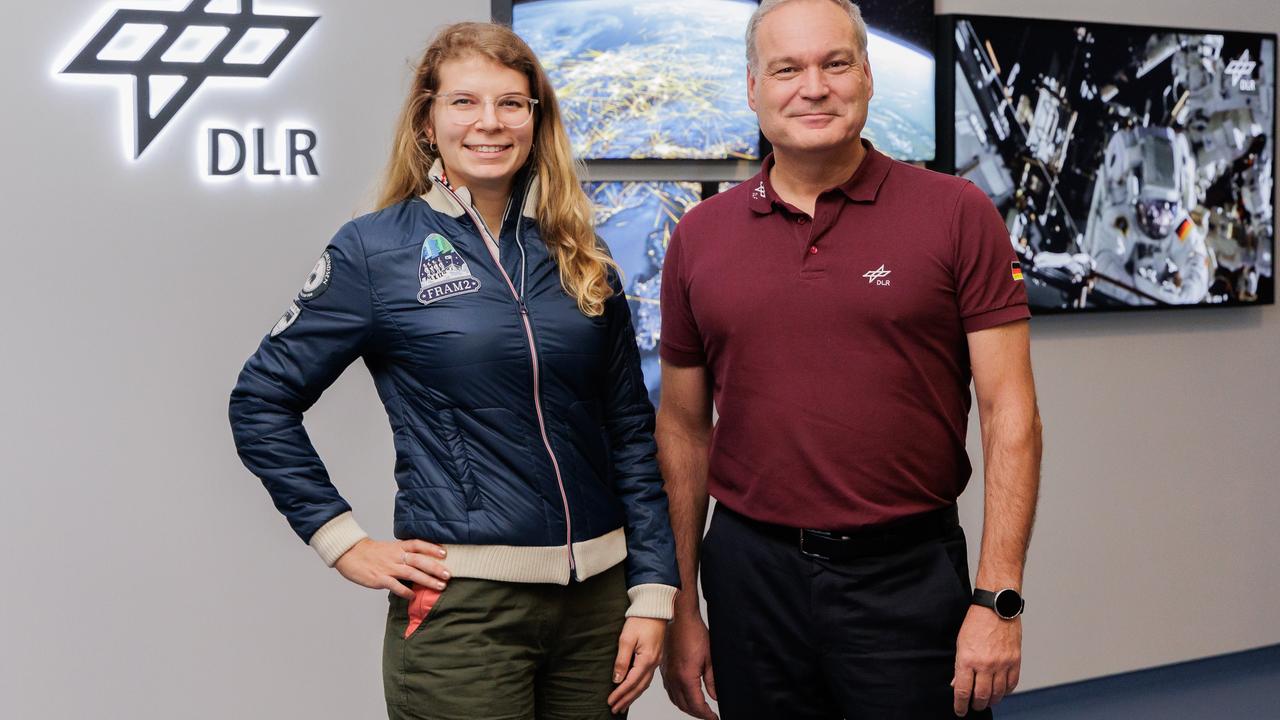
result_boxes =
[799,529,834,560]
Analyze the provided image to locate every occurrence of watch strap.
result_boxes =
[972,587,1024,619]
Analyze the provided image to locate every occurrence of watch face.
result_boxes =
[994,589,1023,618]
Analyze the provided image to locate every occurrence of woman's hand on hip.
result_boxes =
[333,538,450,600]
[608,616,667,714]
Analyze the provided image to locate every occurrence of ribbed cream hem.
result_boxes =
[311,521,671,617]
[625,583,678,620]
[443,527,628,584]
[309,512,369,567]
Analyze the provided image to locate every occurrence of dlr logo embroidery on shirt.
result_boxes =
[863,265,892,286]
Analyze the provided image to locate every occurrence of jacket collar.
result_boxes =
[421,158,540,221]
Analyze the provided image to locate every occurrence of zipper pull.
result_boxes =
[518,300,529,315]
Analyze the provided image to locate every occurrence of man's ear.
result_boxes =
[864,55,874,103]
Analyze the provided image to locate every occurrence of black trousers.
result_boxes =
[701,504,994,720]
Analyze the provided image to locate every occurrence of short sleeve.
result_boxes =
[658,224,707,366]
[951,181,1031,333]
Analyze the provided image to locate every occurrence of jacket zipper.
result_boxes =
[433,177,578,577]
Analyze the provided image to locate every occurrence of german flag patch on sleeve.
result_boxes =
[1176,218,1194,242]
[1011,261,1024,281]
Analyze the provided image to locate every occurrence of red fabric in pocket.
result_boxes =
[404,585,442,639]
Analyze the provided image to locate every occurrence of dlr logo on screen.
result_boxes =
[206,126,319,178]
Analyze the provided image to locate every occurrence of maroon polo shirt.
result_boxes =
[659,142,1029,529]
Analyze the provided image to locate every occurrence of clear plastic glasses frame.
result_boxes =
[433,91,539,128]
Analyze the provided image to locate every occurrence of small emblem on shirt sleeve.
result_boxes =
[270,301,301,337]
[299,251,332,300]
[418,233,481,305]
[1011,261,1024,281]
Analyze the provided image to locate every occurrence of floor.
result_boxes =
[999,644,1280,718]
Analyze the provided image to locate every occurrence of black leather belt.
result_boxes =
[724,504,960,561]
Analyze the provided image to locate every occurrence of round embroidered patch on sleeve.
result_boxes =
[270,301,301,337]
[299,251,332,300]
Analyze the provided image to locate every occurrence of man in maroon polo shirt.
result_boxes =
[657,1,1042,718]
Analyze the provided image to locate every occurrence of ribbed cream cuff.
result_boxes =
[309,512,369,567]
[625,583,679,620]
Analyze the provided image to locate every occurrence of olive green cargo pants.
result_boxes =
[383,564,628,720]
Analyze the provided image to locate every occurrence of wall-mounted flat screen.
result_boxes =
[860,0,936,162]
[585,181,702,402]
[514,0,760,160]
[504,0,935,162]
[950,15,1275,311]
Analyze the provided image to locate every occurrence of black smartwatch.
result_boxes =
[972,588,1024,620]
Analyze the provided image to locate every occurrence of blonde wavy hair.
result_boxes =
[377,22,616,317]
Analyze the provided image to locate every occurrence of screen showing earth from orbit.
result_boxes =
[514,0,935,162]
[516,0,760,160]
[585,181,702,403]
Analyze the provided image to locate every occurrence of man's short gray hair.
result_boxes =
[745,0,869,72]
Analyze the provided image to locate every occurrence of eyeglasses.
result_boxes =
[432,91,539,128]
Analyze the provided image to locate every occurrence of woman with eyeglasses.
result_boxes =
[229,22,678,719]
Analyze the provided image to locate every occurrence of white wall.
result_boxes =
[3,2,491,718]
[1,1,1277,718]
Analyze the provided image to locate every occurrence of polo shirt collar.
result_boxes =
[748,139,892,214]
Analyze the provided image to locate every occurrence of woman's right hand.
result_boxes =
[333,538,451,599]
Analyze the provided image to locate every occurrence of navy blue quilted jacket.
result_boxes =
[229,168,679,616]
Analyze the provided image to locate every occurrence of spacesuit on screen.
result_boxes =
[1171,33,1274,301]
[953,17,1274,309]
[1082,126,1210,304]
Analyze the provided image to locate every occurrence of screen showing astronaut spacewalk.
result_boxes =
[953,15,1275,311]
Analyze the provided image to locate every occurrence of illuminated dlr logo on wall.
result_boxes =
[207,126,316,176]
[58,0,320,179]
